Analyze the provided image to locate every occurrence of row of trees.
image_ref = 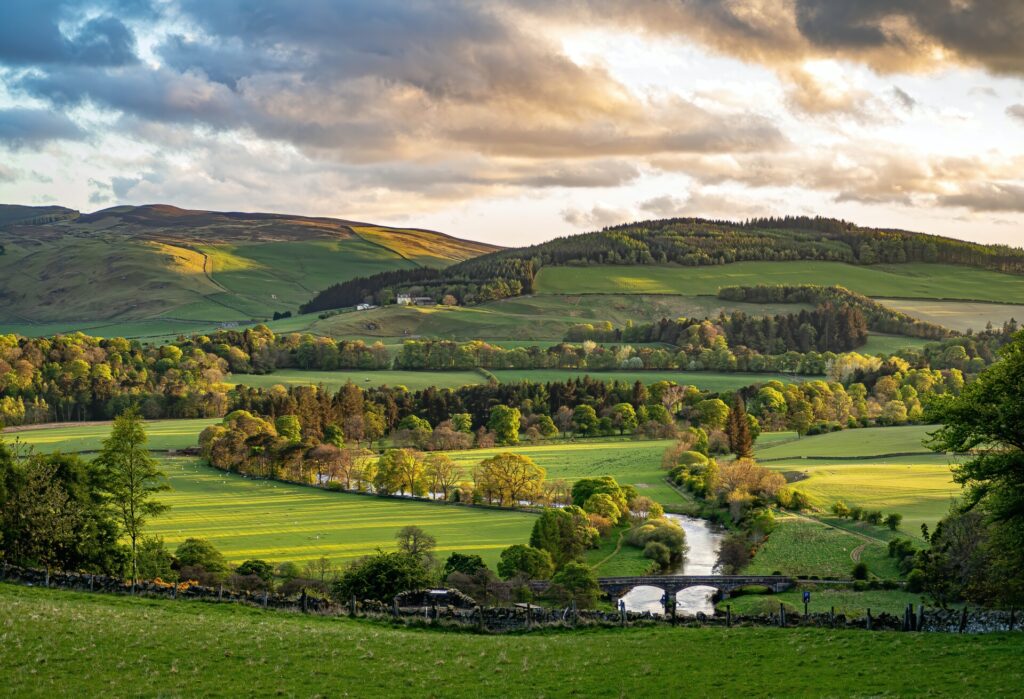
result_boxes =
[567,303,870,355]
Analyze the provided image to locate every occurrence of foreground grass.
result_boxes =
[3,584,1022,698]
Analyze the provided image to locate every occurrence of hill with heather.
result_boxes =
[0,204,497,338]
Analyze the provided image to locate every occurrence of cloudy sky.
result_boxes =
[1,1,1023,247]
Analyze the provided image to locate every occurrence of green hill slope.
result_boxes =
[0,204,497,336]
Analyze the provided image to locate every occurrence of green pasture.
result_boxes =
[149,459,534,568]
[6,585,1023,698]
[756,424,935,459]
[229,369,486,392]
[858,333,931,356]
[876,298,1024,333]
[767,456,958,537]
[718,588,929,618]
[310,293,818,342]
[445,439,683,505]
[534,261,1024,302]
[1,418,218,453]
[745,516,899,580]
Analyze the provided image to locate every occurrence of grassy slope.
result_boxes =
[5,585,1023,698]
[745,515,900,579]
[151,458,535,567]
[0,208,494,335]
[756,425,934,459]
[307,293,816,342]
[535,261,1024,302]
[876,298,1024,333]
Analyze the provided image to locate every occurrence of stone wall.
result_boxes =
[2,563,1020,635]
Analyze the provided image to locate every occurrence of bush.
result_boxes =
[906,568,926,593]
[884,513,903,531]
[643,541,672,569]
[548,562,600,607]
[496,544,554,580]
[851,562,869,580]
[175,538,227,573]
[331,552,431,602]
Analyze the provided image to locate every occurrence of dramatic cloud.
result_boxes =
[0,108,84,148]
[0,0,1023,245]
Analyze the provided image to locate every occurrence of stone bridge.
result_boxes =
[531,575,793,598]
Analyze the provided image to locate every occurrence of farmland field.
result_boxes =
[744,515,900,579]
[534,261,1024,302]
[149,459,535,567]
[6,585,1023,699]
[755,424,934,459]
[308,293,819,342]
[876,298,1024,333]
[718,588,929,618]
[857,333,931,356]
[445,439,683,505]
[229,369,486,392]
[1,418,218,453]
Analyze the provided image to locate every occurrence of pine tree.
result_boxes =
[96,407,169,589]
[727,396,753,458]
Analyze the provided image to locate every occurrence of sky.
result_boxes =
[1,1,1023,248]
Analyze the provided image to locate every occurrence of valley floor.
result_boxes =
[3,584,1023,698]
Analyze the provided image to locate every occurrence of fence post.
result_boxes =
[477,606,484,631]
[392,597,399,618]
[830,606,835,628]
[90,574,95,592]
[779,603,786,627]
[571,599,578,626]
[1009,608,1016,632]
[959,607,968,634]
[866,609,872,631]
[917,604,925,632]
[218,584,223,602]
[263,589,269,609]
[726,605,731,628]
[349,595,357,617]
[171,583,176,600]
[301,590,308,614]
[620,604,626,627]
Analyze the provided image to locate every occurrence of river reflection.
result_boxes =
[619,514,724,617]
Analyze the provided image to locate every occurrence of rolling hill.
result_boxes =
[0,204,497,337]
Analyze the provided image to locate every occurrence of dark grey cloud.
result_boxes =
[0,108,84,148]
[0,1,139,67]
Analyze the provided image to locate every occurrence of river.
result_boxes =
[619,513,725,616]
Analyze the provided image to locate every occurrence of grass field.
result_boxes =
[229,369,486,392]
[756,425,934,459]
[718,588,930,618]
[877,298,1024,333]
[534,261,1024,302]
[745,515,900,580]
[149,459,535,567]
[308,293,818,343]
[5,585,1023,698]
[445,439,684,505]
[858,333,932,356]
[1,418,218,453]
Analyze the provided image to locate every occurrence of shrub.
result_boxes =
[549,562,600,607]
[175,538,227,573]
[906,568,926,593]
[830,501,851,518]
[497,544,554,580]
[331,552,431,602]
[643,541,672,569]
[884,513,903,531]
[851,562,869,580]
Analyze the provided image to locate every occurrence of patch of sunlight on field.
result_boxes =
[150,459,535,567]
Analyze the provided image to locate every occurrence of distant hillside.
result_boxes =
[301,216,1024,312]
[0,204,497,332]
